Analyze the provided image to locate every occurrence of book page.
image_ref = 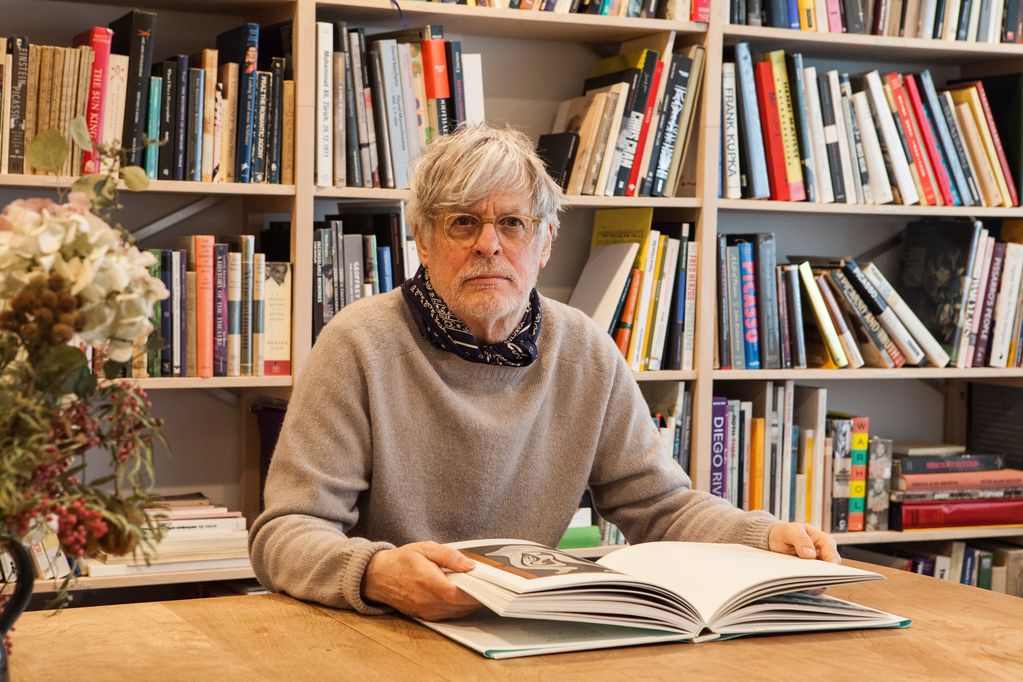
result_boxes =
[597,542,883,625]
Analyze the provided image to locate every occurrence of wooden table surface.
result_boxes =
[10,562,1023,681]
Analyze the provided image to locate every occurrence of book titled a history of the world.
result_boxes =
[418,540,910,659]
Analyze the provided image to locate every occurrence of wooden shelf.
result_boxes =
[723,24,1023,62]
[316,186,409,201]
[568,196,701,209]
[714,368,1023,380]
[717,198,1023,218]
[127,376,293,390]
[0,174,294,196]
[834,526,1023,546]
[317,0,706,42]
[33,565,256,594]
[633,370,697,381]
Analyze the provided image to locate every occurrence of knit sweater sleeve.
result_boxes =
[248,321,394,614]
[588,351,779,549]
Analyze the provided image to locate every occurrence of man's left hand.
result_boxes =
[768,523,841,563]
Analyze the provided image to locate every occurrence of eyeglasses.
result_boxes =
[440,212,542,248]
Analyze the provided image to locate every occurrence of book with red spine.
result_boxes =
[904,74,956,207]
[754,60,789,202]
[951,80,1019,207]
[895,468,1023,491]
[626,59,663,197]
[420,39,452,140]
[71,27,113,174]
[885,73,937,206]
[890,498,1023,530]
[190,235,216,378]
[690,0,710,22]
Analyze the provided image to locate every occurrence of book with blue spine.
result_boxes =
[216,23,260,183]
[187,68,204,182]
[172,54,189,180]
[737,241,761,370]
[377,246,393,293]
[145,76,161,179]
[734,43,769,199]
[251,70,271,183]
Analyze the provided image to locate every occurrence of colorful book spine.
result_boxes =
[847,416,869,532]
[216,23,259,183]
[6,37,29,174]
[710,396,729,499]
[827,418,852,533]
[145,76,161,179]
[227,250,242,377]
[890,499,1023,530]
[755,60,789,201]
[734,43,769,199]
[765,50,806,201]
[738,241,761,370]
[865,437,892,532]
[251,70,271,183]
[213,243,229,376]
[252,252,265,377]
[71,27,112,174]
[187,68,204,182]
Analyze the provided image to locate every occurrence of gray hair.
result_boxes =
[406,123,566,242]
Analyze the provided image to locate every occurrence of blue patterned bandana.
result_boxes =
[401,266,541,367]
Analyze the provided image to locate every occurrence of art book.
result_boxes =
[419,540,910,659]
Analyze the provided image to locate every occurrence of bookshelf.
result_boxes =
[7,0,1023,594]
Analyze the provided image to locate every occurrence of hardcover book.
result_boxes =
[420,540,908,659]
[109,9,157,168]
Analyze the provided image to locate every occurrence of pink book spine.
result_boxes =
[826,0,844,32]
[72,27,113,174]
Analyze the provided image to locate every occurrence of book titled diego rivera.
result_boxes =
[419,540,909,659]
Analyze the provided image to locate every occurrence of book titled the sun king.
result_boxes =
[419,540,910,659]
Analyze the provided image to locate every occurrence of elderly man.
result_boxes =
[249,124,839,621]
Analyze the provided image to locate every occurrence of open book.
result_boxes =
[419,540,910,659]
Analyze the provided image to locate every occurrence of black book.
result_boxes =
[267,58,285,183]
[6,37,28,174]
[955,0,972,41]
[843,0,867,33]
[788,53,816,202]
[217,23,260,183]
[312,226,324,340]
[816,72,846,203]
[977,73,1023,202]
[109,9,157,167]
[895,454,1005,475]
[1005,0,1023,42]
[334,22,362,188]
[445,40,465,133]
[649,52,695,197]
[536,132,579,191]
[332,204,407,288]
[172,54,189,181]
[258,21,293,80]
[765,0,787,27]
[251,70,271,183]
[782,265,806,368]
[157,60,177,180]
[716,234,733,368]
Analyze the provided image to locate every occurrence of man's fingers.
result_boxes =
[417,542,476,572]
[787,525,818,559]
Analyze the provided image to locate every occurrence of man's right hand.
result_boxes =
[361,541,483,621]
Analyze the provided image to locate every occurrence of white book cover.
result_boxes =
[863,261,951,368]
[966,0,983,41]
[864,70,919,205]
[956,227,989,367]
[721,62,741,199]
[315,21,333,188]
[803,67,834,204]
[396,43,423,167]
[102,53,129,148]
[988,242,1023,367]
[826,71,858,205]
[682,240,698,370]
[567,242,639,333]
[839,87,868,204]
[461,53,485,126]
[375,39,410,189]
[647,237,680,371]
[227,250,242,377]
[986,0,1006,42]
[941,0,963,40]
[84,556,251,577]
[794,385,827,529]
[852,90,894,205]
[171,250,182,377]
[918,0,939,37]
[426,540,908,659]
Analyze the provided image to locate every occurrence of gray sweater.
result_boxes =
[249,290,777,613]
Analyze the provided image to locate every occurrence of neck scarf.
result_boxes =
[401,266,541,367]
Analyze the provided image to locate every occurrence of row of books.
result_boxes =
[539,36,704,198]
[136,236,292,379]
[728,0,1023,44]
[887,444,1023,530]
[569,208,697,372]
[714,232,950,371]
[900,219,1023,369]
[722,44,1020,208]
[312,203,421,340]
[314,22,484,190]
[845,539,1023,595]
[0,11,294,183]
[418,0,708,20]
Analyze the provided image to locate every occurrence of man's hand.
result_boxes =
[768,523,841,563]
[362,541,483,621]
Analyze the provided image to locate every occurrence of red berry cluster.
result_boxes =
[54,499,108,558]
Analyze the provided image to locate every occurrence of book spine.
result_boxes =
[776,267,792,368]
[380,40,411,188]
[970,82,1019,206]
[251,70,270,183]
[220,23,259,183]
[716,235,732,369]
[766,50,806,201]
[936,90,983,205]
[239,236,254,375]
[185,266,194,376]
[847,416,869,532]
[816,72,846,203]
[227,250,241,377]
[828,418,852,533]
[816,272,866,369]
[804,66,835,203]
[213,243,228,376]
[738,241,762,369]
[625,58,663,197]
[157,61,176,179]
[316,22,333,187]
[842,259,926,364]
[187,69,204,182]
[891,499,1023,530]
[282,79,295,185]
[734,43,769,199]
[899,470,1023,491]
[145,76,161,179]
[197,49,217,182]
[173,55,189,181]
[865,436,892,532]
[613,52,657,197]
[896,454,1005,474]
[193,236,214,378]
[865,70,919,205]
[110,10,157,167]
[727,245,746,369]
[887,73,936,205]
[218,62,238,183]
[159,249,174,377]
[798,261,848,366]
[681,241,698,371]
[787,53,816,203]
[754,234,781,369]
[268,57,284,184]
[755,60,790,201]
[711,396,729,499]
[904,73,957,206]
[340,32,361,186]
[7,37,28,174]
[973,242,1005,367]
[252,253,265,377]
[73,28,112,174]
[263,261,292,376]
[784,266,807,368]
[721,61,741,200]
[828,269,904,367]
[613,267,643,357]
[171,250,183,376]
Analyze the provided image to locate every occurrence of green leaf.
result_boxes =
[26,129,69,175]
[70,173,107,199]
[70,116,93,151]
[119,166,149,191]
[35,345,89,393]
[102,359,129,381]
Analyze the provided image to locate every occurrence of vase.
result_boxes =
[0,534,34,682]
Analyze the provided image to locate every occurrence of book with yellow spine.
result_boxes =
[797,261,848,368]
[949,86,1012,207]
[766,50,806,201]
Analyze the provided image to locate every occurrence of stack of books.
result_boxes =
[888,443,1023,529]
[83,492,250,577]
[447,0,709,20]
[722,44,1019,209]
[569,208,697,372]
[314,22,484,189]
[728,1,1023,44]
[0,13,294,184]
[540,35,705,198]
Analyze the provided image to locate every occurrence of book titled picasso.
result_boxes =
[419,540,910,659]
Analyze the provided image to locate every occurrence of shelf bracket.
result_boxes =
[131,196,224,242]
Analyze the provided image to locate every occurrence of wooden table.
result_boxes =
[10,563,1023,680]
